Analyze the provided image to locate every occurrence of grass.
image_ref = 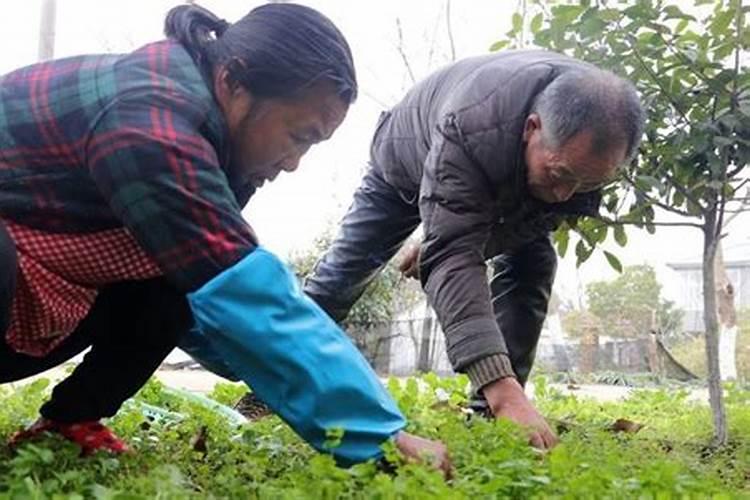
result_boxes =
[0,374,747,499]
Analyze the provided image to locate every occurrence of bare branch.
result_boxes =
[595,215,704,230]
[445,0,456,62]
[394,18,417,86]
[727,162,747,179]
[658,32,714,89]
[621,173,699,218]
[723,191,750,227]
[739,178,750,188]
[425,9,441,68]
[617,21,691,124]
[732,0,742,107]
[660,172,704,208]
[360,89,393,109]
[716,0,745,242]
[520,0,527,47]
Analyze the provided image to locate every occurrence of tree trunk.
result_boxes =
[428,317,440,371]
[702,212,728,446]
[547,312,572,371]
[580,332,599,374]
[715,243,738,381]
[38,0,56,61]
[417,302,434,372]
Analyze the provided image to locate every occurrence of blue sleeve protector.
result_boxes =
[187,247,406,465]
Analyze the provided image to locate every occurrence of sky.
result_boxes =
[2,0,748,310]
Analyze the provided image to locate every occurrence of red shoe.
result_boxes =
[9,418,130,455]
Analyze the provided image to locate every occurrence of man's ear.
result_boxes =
[523,113,542,142]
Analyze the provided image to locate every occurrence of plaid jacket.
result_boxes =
[0,41,257,354]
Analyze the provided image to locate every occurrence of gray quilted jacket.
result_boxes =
[370,50,601,380]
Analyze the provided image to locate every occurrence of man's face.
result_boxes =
[215,75,349,189]
[523,113,627,204]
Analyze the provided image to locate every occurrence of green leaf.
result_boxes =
[575,239,594,267]
[673,190,685,207]
[663,5,696,21]
[712,41,736,62]
[555,227,570,258]
[714,136,734,148]
[710,9,735,38]
[592,224,608,243]
[675,19,690,33]
[551,4,585,24]
[687,199,704,216]
[489,40,510,52]
[598,8,622,22]
[623,3,656,22]
[614,224,628,247]
[636,175,664,194]
[530,13,543,34]
[512,12,523,33]
[603,251,623,273]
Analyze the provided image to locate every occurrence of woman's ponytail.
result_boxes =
[164,4,229,63]
[165,3,357,104]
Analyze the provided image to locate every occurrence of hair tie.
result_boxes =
[213,19,230,37]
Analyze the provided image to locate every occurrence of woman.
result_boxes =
[0,3,450,474]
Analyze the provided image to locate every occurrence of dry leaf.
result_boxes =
[191,425,209,454]
[608,418,644,434]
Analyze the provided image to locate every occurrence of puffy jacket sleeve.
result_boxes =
[418,114,516,387]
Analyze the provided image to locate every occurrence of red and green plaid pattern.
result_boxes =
[0,40,257,294]
[0,40,258,350]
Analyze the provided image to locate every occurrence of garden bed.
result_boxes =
[0,375,748,498]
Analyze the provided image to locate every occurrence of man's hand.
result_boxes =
[398,244,420,279]
[483,377,558,450]
[394,431,453,479]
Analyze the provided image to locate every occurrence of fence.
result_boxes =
[344,318,679,377]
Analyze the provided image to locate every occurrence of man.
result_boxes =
[303,50,645,449]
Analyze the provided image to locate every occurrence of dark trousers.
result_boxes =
[0,222,192,423]
[303,165,556,387]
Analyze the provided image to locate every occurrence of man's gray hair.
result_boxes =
[531,68,645,162]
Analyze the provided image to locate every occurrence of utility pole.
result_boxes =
[38,0,57,61]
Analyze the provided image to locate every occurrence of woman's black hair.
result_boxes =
[164,3,357,103]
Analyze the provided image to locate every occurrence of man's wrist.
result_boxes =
[465,353,516,390]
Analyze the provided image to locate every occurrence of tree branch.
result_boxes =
[360,87,394,109]
[618,24,691,124]
[660,173,704,208]
[394,18,417,85]
[658,32,714,88]
[594,215,704,230]
[621,173,699,217]
[425,9,441,68]
[727,163,747,179]
[445,0,456,62]
[715,0,744,242]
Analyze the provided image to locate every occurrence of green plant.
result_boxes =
[0,375,748,498]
